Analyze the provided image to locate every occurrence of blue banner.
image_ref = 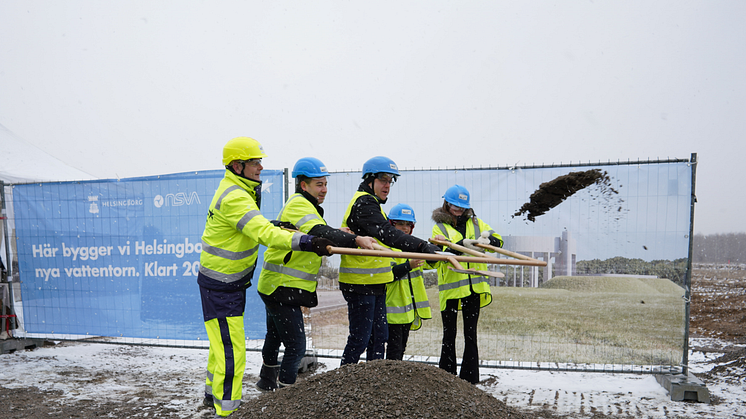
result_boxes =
[13,170,285,340]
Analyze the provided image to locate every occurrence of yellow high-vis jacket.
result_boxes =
[431,216,502,311]
[338,190,392,285]
[258,193,326,296]
[385,249,433,330]
[198,170,304,290]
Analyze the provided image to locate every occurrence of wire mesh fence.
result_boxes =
[1,156,695,375]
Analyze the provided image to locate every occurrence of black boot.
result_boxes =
[255,363,279,392]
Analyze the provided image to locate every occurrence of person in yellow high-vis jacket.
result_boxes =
[338,156,441,366]
[198,138,334,417]
[430,184,504,384]
[383,203,433,361]
[255,157,376,392]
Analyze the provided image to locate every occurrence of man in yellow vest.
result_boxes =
[256,157,377,391]
[384,203,433,360]
[198,138,334,417]
[338,156,440,365]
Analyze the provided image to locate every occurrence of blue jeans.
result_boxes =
[260,295,306,385]
[340,291,388,365]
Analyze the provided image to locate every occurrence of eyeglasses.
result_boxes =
[393,220,414,227]
[376,173,397,185]
[449,203,467,211]
[242,159,262,167]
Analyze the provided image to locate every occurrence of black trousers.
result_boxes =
[439,292,481,384]
[386,322,412,360]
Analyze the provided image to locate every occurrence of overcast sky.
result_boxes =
[1,1,744,235]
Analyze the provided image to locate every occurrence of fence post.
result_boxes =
[682,152,698,376]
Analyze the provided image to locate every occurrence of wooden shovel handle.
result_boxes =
[371,242,467,271]
[326,246,546,267]
[474,243,536,261]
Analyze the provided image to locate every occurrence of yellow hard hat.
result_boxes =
[222,137,268,166]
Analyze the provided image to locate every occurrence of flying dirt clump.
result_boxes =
[513,169,619,222]
[234,359,533,419]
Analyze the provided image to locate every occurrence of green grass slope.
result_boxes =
[541,275,684,296]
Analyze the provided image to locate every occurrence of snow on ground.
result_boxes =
[1,338,744,418]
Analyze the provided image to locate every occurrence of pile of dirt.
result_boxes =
[513,169,619,222]
[235,359,532,419]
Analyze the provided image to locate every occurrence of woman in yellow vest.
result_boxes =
[338,156,440,365]
[255,157,376,391]
[430,184,504,384]
[384,203,433,360]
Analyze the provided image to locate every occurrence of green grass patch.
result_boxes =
[311,276,686,366]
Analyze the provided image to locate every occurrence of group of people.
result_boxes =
[197,137,503,417]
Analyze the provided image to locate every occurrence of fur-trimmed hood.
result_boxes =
[431,205,474,227]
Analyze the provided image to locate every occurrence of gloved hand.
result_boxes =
[270,220,298,231]
[299,234,334,256]
[463,239,485,252]
[418,242,442,254]
[480,231,503,248]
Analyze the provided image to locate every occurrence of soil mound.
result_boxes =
[513,169,619,222]
[235,359,531,419]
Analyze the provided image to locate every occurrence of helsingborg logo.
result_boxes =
[89,195,144,213]
[153,191,201,208]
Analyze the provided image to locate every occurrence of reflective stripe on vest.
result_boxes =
[237,209,262,231]
[387,301,415,314]
[199,263,256,283]
[215,185,242,210]
[437,220,482,241]
[201,240,258,260]
[339,266,392,275]
[438,276,490,291]
[262,261,318,282]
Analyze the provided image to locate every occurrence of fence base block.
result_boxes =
[655,372,710,403]
[1,337,47,354]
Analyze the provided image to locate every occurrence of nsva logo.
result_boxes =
[153,191,201,208]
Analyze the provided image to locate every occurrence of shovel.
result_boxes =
[327,246,546,266]
[369,243,502,278]
[428,238,505,278]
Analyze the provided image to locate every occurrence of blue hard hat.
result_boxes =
[443,184,471,209]
[292,157,329,178]
[362,156,400,178]
[388,203,416,223]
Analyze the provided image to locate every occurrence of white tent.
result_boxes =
[0,123,96,184]
[1,123,97,283]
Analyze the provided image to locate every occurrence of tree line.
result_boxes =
[693,232,746,264]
